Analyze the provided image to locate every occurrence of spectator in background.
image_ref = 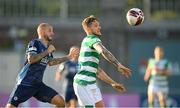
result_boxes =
[144,46,171,107]
[55,46,80,108]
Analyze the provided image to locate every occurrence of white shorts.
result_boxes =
[73,83,102,107]
[148,85,169,97]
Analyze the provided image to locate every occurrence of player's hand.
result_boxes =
[117,64,132,78]
[111,83,126,92]
[68,47,79,59]
[47,45,56,53]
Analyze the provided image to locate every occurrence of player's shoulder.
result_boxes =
[86,35,100,39]
[65,60,72,65]
[149,58,154,61]
[65,60,77,66]
[148,58,155,64]
[84,35,101,43]
[29,39,40,44]
[161,59,169,63]
[26,39,41,50]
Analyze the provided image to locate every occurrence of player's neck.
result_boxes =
[39,38,49,46]
[87,32,93,35]
[70,58,77,62]
[155,57,162,61]
[87,33,101,37]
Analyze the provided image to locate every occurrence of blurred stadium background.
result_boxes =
[0,0,180,107]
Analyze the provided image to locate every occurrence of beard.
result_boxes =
[44,34,52,42]
[92,31,102,36]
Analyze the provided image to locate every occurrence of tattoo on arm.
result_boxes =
[28,50,49,64]
[101,47,120,67]
[93,43,120,67]
[48,56,69,66]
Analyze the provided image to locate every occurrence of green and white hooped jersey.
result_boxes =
[148,58,171,87]
[74,35,101,86]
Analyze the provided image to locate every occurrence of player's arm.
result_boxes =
[144,59,153,81]
[144,67,152,81]
[93,43,131,78]
[158,67,171,76]
[28,45,55,64]
[97,67,126,92]
[160,69,171,76]
[48,56,69,66]
[48,46,79,66]
[161,61,172,76]
[93,42,120,67]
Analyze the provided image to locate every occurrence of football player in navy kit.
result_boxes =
[6,23,78,108]
[55,46,80,108]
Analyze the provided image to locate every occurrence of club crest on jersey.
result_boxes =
[13,96,18,101]
[40,57,49,65]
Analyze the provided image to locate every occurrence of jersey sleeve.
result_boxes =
[165,60,172,70]
[89,37,101,48]
[147,58,154,69]
[26,40,39,55]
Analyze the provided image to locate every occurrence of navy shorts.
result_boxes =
[65,86,77,103]
[8,82,58,107]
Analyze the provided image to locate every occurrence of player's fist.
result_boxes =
[117,64,132,78]
[68,46,80,59]
[47,45,56,53]
[111,83,126,92]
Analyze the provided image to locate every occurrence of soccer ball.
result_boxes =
[126,8,144,26]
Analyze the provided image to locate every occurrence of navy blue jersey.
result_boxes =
[17,39,53,86]
[63,60,78,87]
